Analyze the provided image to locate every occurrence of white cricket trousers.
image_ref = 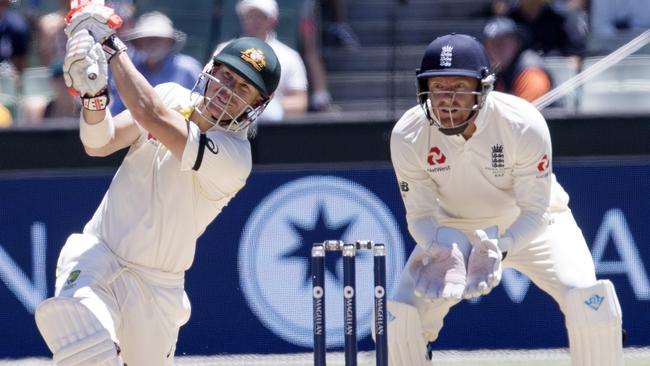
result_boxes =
[54,234,191,366]
[397,209,598,341]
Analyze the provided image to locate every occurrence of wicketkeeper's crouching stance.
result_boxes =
[34,2,281,365]
[380,33,624,366]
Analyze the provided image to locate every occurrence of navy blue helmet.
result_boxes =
[416,33,495,135]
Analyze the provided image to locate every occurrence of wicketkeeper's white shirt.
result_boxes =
[84,83,252,273]
[391,91,570,252]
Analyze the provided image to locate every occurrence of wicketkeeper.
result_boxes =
[384,33,624,366]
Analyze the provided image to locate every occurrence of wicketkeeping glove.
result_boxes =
[63,29,108,103]
[411,242,467,301]
[65,2,123,43]
[464,229,503,299]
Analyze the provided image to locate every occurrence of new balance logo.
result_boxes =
[584,294,604,311]
[387,311,396,322]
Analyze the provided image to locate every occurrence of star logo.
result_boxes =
[282,204,353,286]
[238,175,405,348]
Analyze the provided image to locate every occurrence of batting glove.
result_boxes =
[464,229,503,299]
[65,2,123,43]
[63,29,108,104]
[411,242,467,301]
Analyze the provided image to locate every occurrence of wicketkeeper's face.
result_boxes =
[426,76,480,128]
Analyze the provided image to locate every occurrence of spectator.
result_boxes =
[34,0,67,67]
[321,0,360,50]
[479,0,513,17]
[0,102,11,127]
[215,0,308,121]
[483,16,553,102]
[109,11,203,115]
[25,0,133,122]
[41,63,82,119]
[508,0,587,56]
[590,0,650,36]
[299,0,334,112]
[108,0,137,36]
[0,0,30,74]
[25,0,78,122]
[22,63,82,122]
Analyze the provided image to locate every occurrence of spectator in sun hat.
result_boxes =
[212,0,308,121]
[109,11,203,114]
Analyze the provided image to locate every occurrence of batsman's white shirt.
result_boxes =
[391,91,569,251]
[83,82,252,273]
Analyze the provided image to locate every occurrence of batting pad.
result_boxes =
[35,297,121,366]
[565,280,623,366]
[383,300,429,366]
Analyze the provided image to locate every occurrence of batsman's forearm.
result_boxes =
[107,51,191,159]
[109,52,165,128]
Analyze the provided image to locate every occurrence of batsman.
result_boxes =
[34,2,280,365]
[384,33,624,366]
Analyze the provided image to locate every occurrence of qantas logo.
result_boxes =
[427,147,447,166]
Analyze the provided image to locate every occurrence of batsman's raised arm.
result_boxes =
[107,41,191,159]
[63,28,141,158]
[64,4,189,159]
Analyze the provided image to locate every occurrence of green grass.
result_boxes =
[4,348,649,365]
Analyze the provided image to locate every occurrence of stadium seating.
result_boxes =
[542,56,581,111]
[578,55,650,114]
[323,0,491,114]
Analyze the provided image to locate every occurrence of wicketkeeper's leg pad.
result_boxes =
[380,300,429,366]
[565,279,623,366]
[35,297,122,366]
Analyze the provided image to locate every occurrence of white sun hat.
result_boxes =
[122,11,186,48]
[235,0,279,19]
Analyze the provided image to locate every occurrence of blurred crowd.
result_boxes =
[0,0,648,128]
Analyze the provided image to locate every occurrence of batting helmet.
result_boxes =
[416,33,495,135]
[192,37,281,132]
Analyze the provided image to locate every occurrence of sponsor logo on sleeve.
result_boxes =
[63,270,81,290]
[536,154,550,177]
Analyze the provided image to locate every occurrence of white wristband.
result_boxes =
[80,110,115,148]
